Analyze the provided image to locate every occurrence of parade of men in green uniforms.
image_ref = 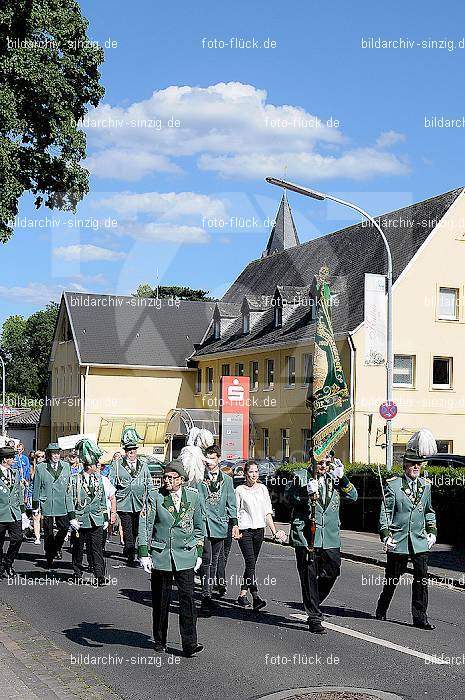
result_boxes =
[376,429,437,629]
[110,428,154,566]
[32,443,76,569]
[0,446,29,577]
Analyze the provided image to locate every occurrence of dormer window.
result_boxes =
[213,318,220,339]
[310,296,317,322]
[243,313,250,334]
[274,305,282,328]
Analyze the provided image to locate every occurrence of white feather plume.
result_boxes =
[407,428,437,458]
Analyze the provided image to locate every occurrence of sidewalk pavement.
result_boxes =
[0,599,121,700]
[267,525,465,589]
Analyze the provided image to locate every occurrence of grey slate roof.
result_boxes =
[262,193,300,257]
[64,293,215,367]
[196,187,463,357]
[7,409,41,427]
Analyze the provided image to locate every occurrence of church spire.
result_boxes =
[262,192,300,257]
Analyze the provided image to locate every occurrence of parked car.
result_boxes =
[424,454,465,469]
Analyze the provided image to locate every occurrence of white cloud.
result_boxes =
[121,222,209,243]
[199,148,410,181]
[82,82,408,182]
[375,131,406,148]
[0,283,62,304]
[53,245,125,262]
[98,191,227,219]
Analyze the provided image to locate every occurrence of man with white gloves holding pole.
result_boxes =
[138,460,205,657]
[376,428,437,630]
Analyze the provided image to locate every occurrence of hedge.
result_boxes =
[264,462,465,545]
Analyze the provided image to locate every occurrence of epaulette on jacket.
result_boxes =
[386,476,398,482]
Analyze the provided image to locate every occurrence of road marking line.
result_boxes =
[290,614,449,665]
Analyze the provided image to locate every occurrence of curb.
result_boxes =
[264,536,465,591]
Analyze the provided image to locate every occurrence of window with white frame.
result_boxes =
[281,429,290,460]
[243,313,250,334]
[286,356,296,387]
[263,428,270,458]
[195,368,202,394]
[274,305,282,328]
[393,355,415,388]
[438,287,459,321]
[302,428,312,461]
[432,357,453,389]
[265,359,274,388]
[235,362,245,377]
[436,439,453,453]
[301,353,313,385]
[213,318,220,339]
[206,367,214,393]
[249,360,259,390]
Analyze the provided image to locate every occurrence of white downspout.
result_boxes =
[347,334,356,463]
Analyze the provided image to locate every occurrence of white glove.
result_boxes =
[306,479,319,495]
[140,556,153,573]
[383,536,397,552]
[32,508,40,516]
[274,529,287,544]
[331,465,344,480]
[69,518,80,531]
[103,520,109,530]
[426,533,436,550]
[194,556,202,572]
[21,513,31,530]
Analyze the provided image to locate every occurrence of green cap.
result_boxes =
[164,459,187,480]
[46,443,61,453]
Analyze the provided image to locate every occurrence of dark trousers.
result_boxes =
[151,567,197,651]
[216,521,233,589]
[238,527,264,593]
[71,526,105,579]
[42,515,70,562]
[119,511,140,562]
[295,546,340,623]
[0,520,23,568]
[315,547,341,603]
[377,550,429,624]
[200,536,223,598]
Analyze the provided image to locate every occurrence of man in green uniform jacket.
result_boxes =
[286,455,357,634]
[110,439,154,566]
[32,443,76,568]
[69,440,110,586]
[196,444,239,615]
[376,443,437,630]
[0,446,29,577]
[138,460,205,657]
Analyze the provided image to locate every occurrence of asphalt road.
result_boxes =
[1,536,464,700]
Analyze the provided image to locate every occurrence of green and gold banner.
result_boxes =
[310,267,352,458]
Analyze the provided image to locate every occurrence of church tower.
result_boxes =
[262,192,300,257]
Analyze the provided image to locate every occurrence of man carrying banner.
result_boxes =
[286,267,356,634]
[376,429,437,629]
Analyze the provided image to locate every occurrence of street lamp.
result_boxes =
[265,177,394,471]
[0,351,5,437]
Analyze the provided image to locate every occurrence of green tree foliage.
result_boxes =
[134,284,215,301]
[0,302,58,399]
[0,0,105,242]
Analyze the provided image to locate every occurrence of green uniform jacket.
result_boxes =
[110,457,154,513]
[379,475,436,555]
[32,460,74,517]
[286,469,358,549]
[196,471,237,539]
[70,472,108,528]
[0,468,24,522]
[138,486,205,572]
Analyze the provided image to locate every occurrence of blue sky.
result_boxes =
[2,0,465,324]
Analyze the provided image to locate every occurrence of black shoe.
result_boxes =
[184,643,204,658]
[56,550,63,560]
[45,559,54,569]
[202,597,218,609]
[375,610,387,620]
[215,585,227,598]
[308,622,327,634]
[253,597,267,611]
[4,564,16,577]
[0,567,6,580]
[236,595,251,608]
[413,621,435,630]
[97,577,109,587]
[153,643,166,653]
[126,559,138,568]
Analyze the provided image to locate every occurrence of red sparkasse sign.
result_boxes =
[220,376,250,460]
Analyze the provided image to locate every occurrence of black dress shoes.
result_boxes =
[4,564,16,576]
[308,622,327,634]
[375,610,387,620]
[184,643,204,657]
[253,597,267,611]
[413,621,435,630]
[153,643,166,653]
